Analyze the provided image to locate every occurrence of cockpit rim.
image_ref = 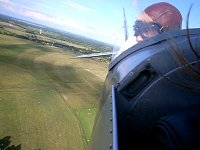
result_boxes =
[109,28,200,71]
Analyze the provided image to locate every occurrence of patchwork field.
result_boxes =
[0,35,108,150]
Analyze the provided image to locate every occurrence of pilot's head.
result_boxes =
[134,2,183,42]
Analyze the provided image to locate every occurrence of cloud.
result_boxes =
[62,0,96,14]
[1,0,98,32]
[131,0,148,12]
[0,1,78,26]
[131,0,139,9]
[0,0,13,4]
[0,0,16,12]
[0,1,48,21]
[0,0,118,43]
[0,1,100,35]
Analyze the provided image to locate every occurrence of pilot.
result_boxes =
[114,2,183,58]
[134,2,183,42]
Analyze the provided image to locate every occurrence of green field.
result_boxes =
[76,108,96,143]
[0,35,108,149]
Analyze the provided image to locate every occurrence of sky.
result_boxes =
[0,0,199,45]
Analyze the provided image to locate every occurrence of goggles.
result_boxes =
[133,20,163,38]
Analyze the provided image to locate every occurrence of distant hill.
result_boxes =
[0,13,114,60]
[0,13,113,48]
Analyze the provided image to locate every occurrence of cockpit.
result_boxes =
[90,26,200,150]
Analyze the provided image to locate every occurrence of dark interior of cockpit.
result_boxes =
[115,29,200,150]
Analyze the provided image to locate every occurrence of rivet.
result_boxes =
[109,129,113,134]
[109,144,112,149]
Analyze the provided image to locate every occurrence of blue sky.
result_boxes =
[0,0,199,45]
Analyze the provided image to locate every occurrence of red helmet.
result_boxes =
[144,2,182,31]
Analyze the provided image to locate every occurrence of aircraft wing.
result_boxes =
[71,51,117,59]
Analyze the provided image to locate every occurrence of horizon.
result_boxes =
[0,0,199,45]
[0,13,115,47]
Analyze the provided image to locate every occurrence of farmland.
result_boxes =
[0,15,110,150]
